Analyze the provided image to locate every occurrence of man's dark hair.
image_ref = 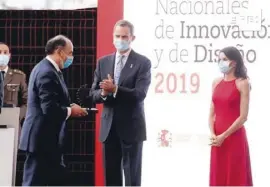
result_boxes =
[45,35,69,55]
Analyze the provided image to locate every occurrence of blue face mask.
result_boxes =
[218,60,232,74]
[0,55,10,66]
[63,56,74,69]
[113,39,130,51]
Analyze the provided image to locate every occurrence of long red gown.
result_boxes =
[210,79,253,186]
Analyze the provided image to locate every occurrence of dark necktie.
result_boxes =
[1,71,5,79]
[58,71,71,102]
[58,71,64,81]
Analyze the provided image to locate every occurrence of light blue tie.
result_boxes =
[114,55,124,85]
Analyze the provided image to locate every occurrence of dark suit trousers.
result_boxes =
[22,152,67,186]
[103,126,143,187]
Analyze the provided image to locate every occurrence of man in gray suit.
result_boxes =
[91,20,151,186]
[0,67,3,109]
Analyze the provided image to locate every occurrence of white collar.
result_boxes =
[46,56,60,72]
[3,66,8,73]
[116,48,132,58]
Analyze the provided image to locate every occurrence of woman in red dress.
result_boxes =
[209,46,253,186]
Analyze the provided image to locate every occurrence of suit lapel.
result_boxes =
[57,73,70,102]
[108,54,115,78]
[61,82,71,103]
[118,50,135,85]
[4,68,13,86]
[45,59,70,102]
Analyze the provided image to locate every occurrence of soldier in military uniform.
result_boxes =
[0,42,28,124]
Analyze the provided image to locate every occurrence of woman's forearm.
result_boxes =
[209,116,215,135]
[223,116,247,138]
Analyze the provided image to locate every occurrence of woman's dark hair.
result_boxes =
[220,46,248,79]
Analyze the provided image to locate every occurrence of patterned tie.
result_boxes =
[114,55,124,85]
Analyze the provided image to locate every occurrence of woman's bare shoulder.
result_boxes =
[212,77,223,89]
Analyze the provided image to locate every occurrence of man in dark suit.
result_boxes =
[19,35,88,186]
[91,20,151,186]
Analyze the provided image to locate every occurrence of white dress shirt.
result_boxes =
[102,48,132,100]
[114,49,131,76]
[46,56,71,119]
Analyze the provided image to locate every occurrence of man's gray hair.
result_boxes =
[114,20,135,36]
[45,35,71,55]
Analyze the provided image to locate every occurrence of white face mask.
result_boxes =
[113,39,130,52]
[0,55,10,66]
[218,60,232,74]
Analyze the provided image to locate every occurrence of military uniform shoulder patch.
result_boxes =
[13,69,25,75]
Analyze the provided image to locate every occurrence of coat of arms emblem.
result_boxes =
[157,129,172,147]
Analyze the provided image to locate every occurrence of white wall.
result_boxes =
[124,0,270,186]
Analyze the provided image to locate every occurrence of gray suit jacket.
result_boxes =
[0,72,3,107]
[91,50,151,142]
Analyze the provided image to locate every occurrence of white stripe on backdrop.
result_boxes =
[0,0,97,10]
